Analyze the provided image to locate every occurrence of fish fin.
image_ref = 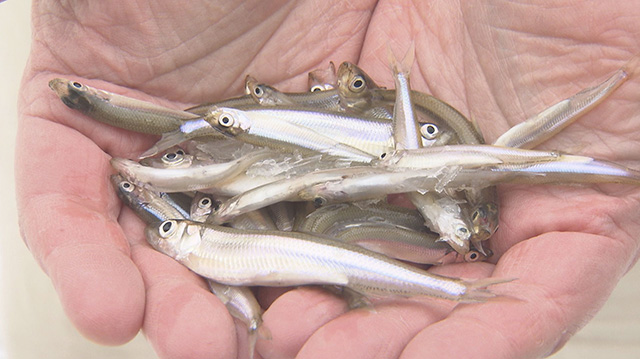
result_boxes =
[246,320,271,359]
[342,287,375,311]
[459,277,517,303]
[387,41,416,76]
[622,52,640,78]
[328,61,337,75]
[323,285,376,311]
[138,129,187,159]
[256,322,272,341]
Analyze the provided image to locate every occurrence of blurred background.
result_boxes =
[0,1,638,358]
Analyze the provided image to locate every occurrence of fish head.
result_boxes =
[190,193,220,222]
[49,78,96,112]
[336,62,379,110]
[470,202,499,242]
[244,75,280,105]
[209,107,248,136]
[145,220,201,260]
[110,174,141,205]
[138,147,193,169]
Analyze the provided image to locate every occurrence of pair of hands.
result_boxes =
[17,1,640,358]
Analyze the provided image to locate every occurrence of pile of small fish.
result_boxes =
[49,51,639,357]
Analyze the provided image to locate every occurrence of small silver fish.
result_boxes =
[49,78,199,134]
[112,149,274,192]
[146,219,508,302]
[206,280,270,359]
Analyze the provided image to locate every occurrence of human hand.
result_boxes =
[16,1,640,358]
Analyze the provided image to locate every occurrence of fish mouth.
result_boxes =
[48,78,70,96]
[49,78,92,110]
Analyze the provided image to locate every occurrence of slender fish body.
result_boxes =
[146,219,505,301]
[298,157,640,204]
[111,175,190,223]
[388,45,422,151]
[494,64,630,149]
[299,203,456,265]
[186,89,343,116]
[211,167,389,224]
[376,145,563,169]
[208,107,378,162]
[49,78,200,134]
[329,223,457,265]
[298,202,427,234]
[213,106,394,157]
[112,149,274,192]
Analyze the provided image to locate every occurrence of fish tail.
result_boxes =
[459,277,517,303]
[387,41,416,77]
[247,321,271,359]
[621,52,640,78]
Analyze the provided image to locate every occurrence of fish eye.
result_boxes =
[310,85,324,92]
[119,181,135,193]
[456,227,469,238]
[253,86,263,97]
[198,197,212,209]
[349,76,365,92]
[380,152,387,159]
[313,197,327,207]
[421,124,439,139]
[159,220,177,238]
[218,114,234,127]
[161,151,184,165]
[465,251,480,262]
[72,81,83,89]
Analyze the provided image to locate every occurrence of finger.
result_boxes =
[116,191,239,359]
[399,231,635,359]
[257,287,349,359]
[296,300,449,359]
[294,262,494,359]
[492,185,640,260]
[15,117,145,344]
[133,244,238,359]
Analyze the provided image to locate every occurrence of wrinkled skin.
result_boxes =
[16,1,640,358]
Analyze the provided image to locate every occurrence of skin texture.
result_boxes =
[16,1,640,358]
